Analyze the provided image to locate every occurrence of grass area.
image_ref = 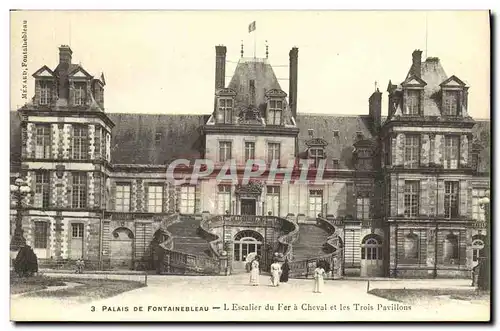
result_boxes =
[369,288,490,305]
[11,275,146,303]
[11,275,67,294]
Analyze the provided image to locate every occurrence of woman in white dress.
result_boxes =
[270,260,282,287]
[249,256,260,286]
[313,262,326,293]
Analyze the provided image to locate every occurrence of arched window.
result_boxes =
[443,233,459,264]
[472,235,485,262]
[404,233,419,260]
[233,230,263,262]
[361,235,383,260]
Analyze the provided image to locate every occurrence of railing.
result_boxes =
[276,218,300,260]
[287,216,343,279]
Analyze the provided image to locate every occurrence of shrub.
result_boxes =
[14,245,39,277]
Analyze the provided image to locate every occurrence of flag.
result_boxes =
[248,21,256,33]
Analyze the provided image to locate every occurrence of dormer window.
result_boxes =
[269,100,283,125]
[310,148,325,168]
[219,98,233,124]
[405,89,420,115]
[215,88,237,124]
[74,83,86,106]
[306,137,328,168]
[265,89,287,126]
[40,81,52,105]
[443,90,460,116]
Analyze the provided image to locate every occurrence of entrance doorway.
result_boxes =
[110,227,134,270]
[241,199,256,215]
[360,234,384,277]
[233,230,263,272]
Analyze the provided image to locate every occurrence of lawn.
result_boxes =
[11,275,146,303]
[369,288,490,306]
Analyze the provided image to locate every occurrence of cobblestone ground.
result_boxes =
[11,273,490,322]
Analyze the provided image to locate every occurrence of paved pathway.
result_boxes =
[10,274,489,322]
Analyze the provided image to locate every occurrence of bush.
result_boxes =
[14,245,38,277]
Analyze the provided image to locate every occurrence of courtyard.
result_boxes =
[10,273,490,322]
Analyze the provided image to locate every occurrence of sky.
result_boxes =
[10,10,490,119]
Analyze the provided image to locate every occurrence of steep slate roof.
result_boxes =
[9,111,490,172]
[222,57,294,125]
[418,58,449,116]
[296,114,374,169]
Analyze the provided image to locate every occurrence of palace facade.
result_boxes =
[10,45,490,277]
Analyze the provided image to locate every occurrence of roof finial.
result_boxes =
[265,40,269,59]
[241,40,244,58]
[375,81,378,92]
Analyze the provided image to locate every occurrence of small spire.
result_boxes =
[241,40,244,58]
[374,81,378,92]
[265,40,269,59]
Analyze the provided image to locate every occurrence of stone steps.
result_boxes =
[292,224,331,260]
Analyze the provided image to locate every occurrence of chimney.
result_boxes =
[412,49,422,78]
[215,45,227,90]
[59,45,73,68]
[369,88,382,133]
[289,47,298,118]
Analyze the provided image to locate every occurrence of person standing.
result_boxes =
[313,262,326,293]
[280,258,290,283]
[249,256,260,286]
[270,259,282,287]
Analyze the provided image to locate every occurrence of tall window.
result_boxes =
[267,143,280,164]
[356,196,370,220]
[35,125,51,159]
[94,126,102,159]
[40,81,51,105]
[72,125,88,160]
[444,135,460,169]
[147,184,163,213]
[217,185,231,215]
[443,91,459,116]
[443,233,459,264]
[115,183,131,212]
[34,221,48,249]
[245,142,255,162]
[219,141,232,162]
[404,181,419,217]
[180,185,196,214]
[34,172,50,209]
[405,90,420,115]
[266,186,280,216]
[74,83,86,106]
[444,181,459,218]
[268,100,283,125]
[309,189,323,218]
[72,172,87,209]
[472,189,487,221]
[310,148,325,168]
[404,135,420,168]
[219,98,233,124]
[72,223,84,238]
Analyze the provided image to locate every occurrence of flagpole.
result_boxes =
[254,25,256,59]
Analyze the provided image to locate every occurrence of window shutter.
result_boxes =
[436,230,444,264]
[419,178,427,216]
[437,180,445,216]
[194,185,201,214]
[175,186,181,212]
[67,125,73,160]
[66,172,72,208]
[397,179,405,216]
[459,180,467,217]
[109,180,116,211]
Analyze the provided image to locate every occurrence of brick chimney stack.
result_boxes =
[289,47,298,118]
[59,45,73,68]
[412,49,422,78]
[369,88,382,133]
[215,45,227,90]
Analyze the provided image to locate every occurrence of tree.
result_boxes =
[13,245,38,277]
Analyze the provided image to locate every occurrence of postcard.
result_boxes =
[9,10,491,322]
